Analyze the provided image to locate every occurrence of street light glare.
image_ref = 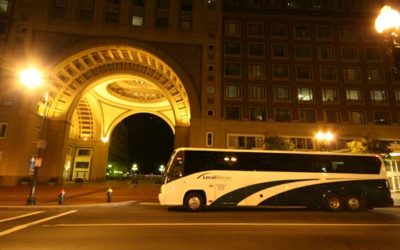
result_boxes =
[375,5,400,33]
[19,67,44,89]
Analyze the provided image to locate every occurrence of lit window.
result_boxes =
[321,88,338,103]
[132,0,145,26]
[0,0,9,13]
[225,21,241,36]
[224,83,241,99]
[343,67,361,82]
[298,87,314,101]
[395,89,400,104]
[368,67,385,82]
[370,90,387,103]
[346,89,362,102]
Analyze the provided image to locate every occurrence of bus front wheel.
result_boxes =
[323,194,343,212]
[184,192,205,212]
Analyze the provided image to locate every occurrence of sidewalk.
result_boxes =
[0,180,160,208]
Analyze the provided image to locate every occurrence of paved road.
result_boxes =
[0,204,399,250]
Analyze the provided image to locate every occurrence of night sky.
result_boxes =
[121,113,174,174]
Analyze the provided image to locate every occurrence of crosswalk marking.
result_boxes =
[0,211,44,223]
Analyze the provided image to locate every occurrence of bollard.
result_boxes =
[58,189,65,205]
[106,187,113,203]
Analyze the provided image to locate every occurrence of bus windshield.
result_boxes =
[165,150,184,183]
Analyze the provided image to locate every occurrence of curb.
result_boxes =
[0,200,138,210]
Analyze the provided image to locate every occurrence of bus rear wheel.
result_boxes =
[345,195,365,212]
[323,194,343,212]
[184,192,205,212]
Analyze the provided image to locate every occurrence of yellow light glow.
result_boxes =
[101,136,109,143]
[375,5,400,33]
[315,131,334,142]
[325,132,334,141]
[315,132,324,141]
[19,67,44,89]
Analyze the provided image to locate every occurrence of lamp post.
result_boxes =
[375,5,400,71]
[315,131,334,151]
[159,164,165,176]
[19,67,48,205]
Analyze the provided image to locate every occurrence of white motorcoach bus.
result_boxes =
[158,148,393,212]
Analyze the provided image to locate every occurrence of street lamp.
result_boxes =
[315,131,335,151]
[159,164,165,176]
[19,67,49,205]
[375,5,400,71]
[131,163,138,175]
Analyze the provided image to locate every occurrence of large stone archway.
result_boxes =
[40,44,197,181]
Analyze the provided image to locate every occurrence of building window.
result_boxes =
[370,90,387,104]
[340,26,356,41]
[248,63,266,79]
[271,44,288,58]
[206,132,213,147]
[79,0,94,20]
[106,0,120,23]
[349,111,366,124]
[249,85,266,101]
[296,65,313,81]
[318,46,335,61]
[180,0,192,31]
[297,87,314,102]
[0,0,10,13]
[295,45,312,60]
[291,137,314,150]
[294,25,310,40]
[272,64,289,80]
[343,67,361,82]
[367,67,385,83]
[271,23,287,38]
[374,111,391,125]
[324,110,340,123]
[156,0,169,28]
[346,89,363,103]
[224,41,241,56]
[243,0,261,8]
[365,47,382,61]
[225,21,241,36]
[299,109,316,123]
[247,22,264,37]
[132,0,145,26]
[248,43,265,58]
[395,89,400,104]
[341,47,358,61]
[321,88,338,103]
[273,86,290,101]
[0,123,6,139]
[320,66,337,81]
[224,83,241,99]
[275,108,292,122]
[227,134,264,149]
[250,107,267,121]
[52,0,68,18]
[317,25,333,40]
[224,62,241,77]
[225,106,241,120]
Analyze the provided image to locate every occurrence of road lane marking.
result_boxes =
[0,211,44,223]
[0,210,77,237]
[50,222,400,227]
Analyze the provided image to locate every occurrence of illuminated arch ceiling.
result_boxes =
[45,45,191,141]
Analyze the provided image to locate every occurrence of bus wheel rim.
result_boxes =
[348,198,360,210]
[188,197,201,209]
[328,197,340,209]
